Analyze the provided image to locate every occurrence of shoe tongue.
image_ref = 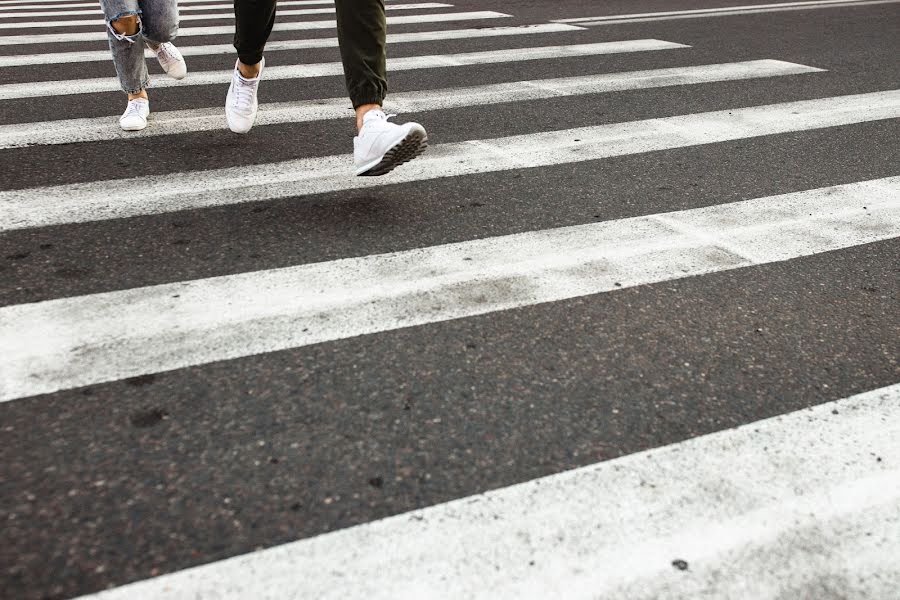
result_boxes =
[131,98,149,105]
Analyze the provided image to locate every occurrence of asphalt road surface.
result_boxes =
[1,0,899,598]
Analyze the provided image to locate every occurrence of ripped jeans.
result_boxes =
[100,0,179,94]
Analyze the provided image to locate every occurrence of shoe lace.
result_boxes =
[123,101,144,119]
[156,43,172,64]
[232,75,258,111]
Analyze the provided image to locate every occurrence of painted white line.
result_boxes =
[0,24,584,68]
[0,40,685,100]
[0,11,510,45]
[73,383,900,600]
[0,3,453,27]
[1,177,898,402]
[554,0,900,25]
[1,90,895,233]
[0,60,824,149]
[0,0,397,14]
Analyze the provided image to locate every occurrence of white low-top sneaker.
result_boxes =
[119,98,150,131]
[353,110,428,176]
[225,58,264,134]
[150,42,187,80]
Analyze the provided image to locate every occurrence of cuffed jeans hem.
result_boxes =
[122,77,150,94]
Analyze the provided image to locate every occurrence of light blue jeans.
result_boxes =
[99,0,179,94]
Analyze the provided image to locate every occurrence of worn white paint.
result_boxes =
[1,177,897,402]
[0,60,822,148]
[0,3,453,27]
[0,11,509,44]
[0,40,685,100]
[1,90,896,232]
[62,389,900,598]
[554,0,900,25]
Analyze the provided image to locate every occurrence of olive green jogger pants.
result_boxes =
[233,0,388,108]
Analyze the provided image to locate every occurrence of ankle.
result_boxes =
[238,60,261,79]
[355,104,382,132]
[128,91,148,101]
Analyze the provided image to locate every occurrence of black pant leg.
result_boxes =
[334,0,388,108]
[233,0,276,66]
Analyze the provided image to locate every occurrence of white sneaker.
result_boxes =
[353,110,428,176]
[225,58,264,134]
[150,42,187,80]
[119,98,150,131]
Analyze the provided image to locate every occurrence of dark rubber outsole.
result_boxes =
[357,129,429,177]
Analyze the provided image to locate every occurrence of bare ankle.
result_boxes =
[355,104,382,131]
[128,91,148,101]
[238,60,261,79]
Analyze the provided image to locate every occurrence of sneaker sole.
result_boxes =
[355,127,428,177]
[226,115,255,134]
[120,121,148,132]
[165,67,187,80]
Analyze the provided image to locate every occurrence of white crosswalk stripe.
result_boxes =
[1,177,897,402]
[0,61,823,148]
[0,1,897,598]
[3,90,895,230]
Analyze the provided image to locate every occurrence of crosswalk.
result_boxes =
[4,177,898,401]
[1,0,898,598]
[0,40,692,98]
[77,383,900,599]
[0,60,824,147]
[5,90,897,229]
